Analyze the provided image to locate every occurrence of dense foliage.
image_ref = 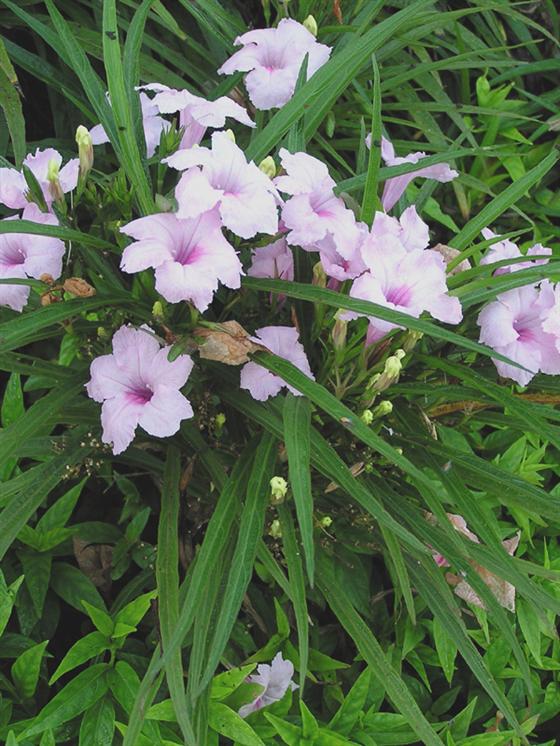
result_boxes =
[0,1,560,744]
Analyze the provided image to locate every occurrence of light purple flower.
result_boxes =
[275,149,360,257]
[365,135,458,212]
[477,283,560,386]
[238,653,298,718]
[165,131,279,239]
[90,91,170,158]
[362,207,430,259]
[240,326,314,401]
[317,232,366,282]
[0,204,65,312]
[120,208,242,311]
[218,19,331,111]
[86,324,194,455]
[480,228,551,275]
[248,237,294,281]
[347,234,462,343]
[0,148,79,209]
[145,83,254,149]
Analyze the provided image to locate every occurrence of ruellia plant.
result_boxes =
[1,1,560,744]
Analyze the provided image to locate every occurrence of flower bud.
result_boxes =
[224,129,236,143]
[320,515,333,528]
[402,330,423,353]
[312,261,327,288]
[360,409,374,425]
[75,125,93,177]
[371,350,405,392]
[303,15,318,36]
[152,300,164,318]
[47,159,64,203]
[269,519,282,539]
[214,412,226,430]
[372,400,393,419]
[331,315,347,351]
[259,156,276,179]
[270,476,288,502]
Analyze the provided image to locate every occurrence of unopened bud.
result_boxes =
[269,519,282,539]
[372,400,393,418]
[270,476,288,502]
[361,409,374,425]
[215,412,226,430]
[259,156,276,179]
[320,515,333,528]
[402,331,423,353]
[312,261,327,288]
[331,316,347,351]
[47,159,64,203]
[75,125,93,177]
[303,14,318,36]
[152,300,164,318]
[97,326,108,338]
[371,350,405,392]
[224,129,236,143]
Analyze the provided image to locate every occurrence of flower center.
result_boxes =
[386,285,412,307]
[175,243,204,266]
[1,246,26,268]
[513,319,534,343]
[127,385,153,404]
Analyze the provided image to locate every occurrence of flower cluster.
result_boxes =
[1,16,556,456]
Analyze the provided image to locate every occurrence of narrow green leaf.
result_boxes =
[361,55,382,224]
[0,37,25,164]
[49,632,109,685]
[208,702,265,746]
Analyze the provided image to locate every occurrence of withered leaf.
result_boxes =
[195,320,265,365]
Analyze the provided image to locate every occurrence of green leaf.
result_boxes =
[0,572,23,636]
[114,590,157,631]
[0,38,25,165]
[1,372,24,427]
[156,445,194,744]
[517,598,543,666]
[50,562,106,613]
[20,550,51,618]
[210,665,257,701]
[0,218,117,250]
[208,702,265,746]
[49,631,109,685]
[433,618,458,684]
[11,640,48,699]
[329,667,371,736]
[22,664,109,738]
[82,601,114,638]
[263,712,302,745]
[300,699,319,740]
[37,478,87,532]
[79,697,116,746]
[361,55,382,223]
[283,393,314,584]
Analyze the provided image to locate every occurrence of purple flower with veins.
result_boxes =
[0,204,65,311]
[145,83,254,149]
[0,148,79,210]
[165,131,279,239]
[275,149,360,258]
[240,326,314,401]
[86,325,194,455]
[239,653,298,718]
[248,237,294,281]
[120,208,242,311]
[365,135,458,212]
[477,283,560,386]
[480,228,551,275]
[218,19,331,111]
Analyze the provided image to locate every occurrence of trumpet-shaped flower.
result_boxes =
[248,236,294,281]
[366,135,458,212]
[0,204,65,311]
[317,232,366,282]
[275,149,360,256]
[477,284,560,386]
[240,326,314,401]
[480,228,551,275]
[348,235,462,343]
[165,131,279,239]
[86,325,194,455]
[120,208,242,311]
[146,84,254,149]
[239,653,298,718]
[90,91,169,158]
[0,148,79,209]
[218,19,331,111]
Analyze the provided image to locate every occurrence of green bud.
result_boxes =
[320,515,333,528]
[402,331,423,353]
[259,156,276,179]
[331,315,347,351]
[215,412,226,430]
[75,125,93,176]
[97,326,108,338]
[269,519,282,539]
[270,476,288,502]
[360,409,374,425]
[47,159,64,203]
[372,400,393,418]
[312,261,327,288]
[371,350,405,392]
[152,300,164,318]
[303,14,318,36]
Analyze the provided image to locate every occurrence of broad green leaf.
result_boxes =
[49,631,109,685]
[0,572,23,636]
[79,697,116,746]
[210,665,257,701]
[50,562,106,613]
[82,601,114,638]
[11,640,48,699]
[433,618,458,684]
[208,702,265,746]
[329,667,371,736]
[37,478,87,532]
[114,590,157,631]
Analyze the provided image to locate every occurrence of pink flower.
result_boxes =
[218,19,331,111]
[317,232,366,282]
[0,148,79,209]
[145,84,254,149]
[0,204,65,311]
[120,208,242,312]
[366,135,458,212]
[477,284,560,386]
[347,230,462,343]
[240,326,314,401]
[90,91,170,158]
[480,228,551,275]
[275,149,360,257]
[165,131,279,239]
[238,653,298,718]
[86,324,194,455]
[248,237,294,281]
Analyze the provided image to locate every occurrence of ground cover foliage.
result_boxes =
[0,0,560,744]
